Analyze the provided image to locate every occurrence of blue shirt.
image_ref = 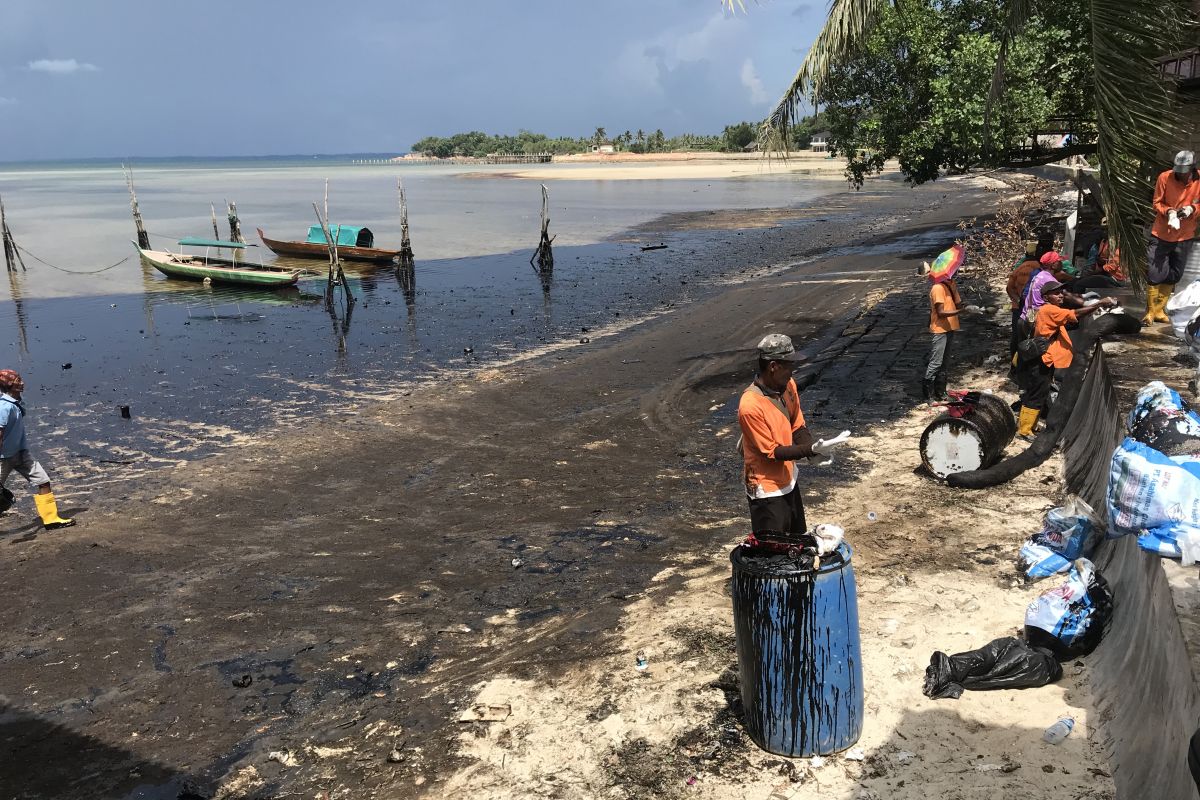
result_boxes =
[0,393,28,458]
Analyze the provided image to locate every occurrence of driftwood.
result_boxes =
[397,178,414,267]
[0,196,27,273]
[530,184,554,277]
[227,201,245,244]
[123,165,150,250]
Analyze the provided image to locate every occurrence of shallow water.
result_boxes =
[0,158,851,499]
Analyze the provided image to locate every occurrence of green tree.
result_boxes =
[593,127,608,147]
[724,0,1196,287]
[722,121,757,152]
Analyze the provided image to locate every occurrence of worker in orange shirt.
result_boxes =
[1016,282,1117,439]
[737,334,849,536]
[1145,150,1200,323]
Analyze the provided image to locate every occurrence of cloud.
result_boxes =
[740,58,770,105]
[26,58,99,75]
[617,13,746,94]
[0,97,16,106]
[792,3,814,16]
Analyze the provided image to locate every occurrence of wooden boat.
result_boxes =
[257,225,400,264]
[135,238,302,287]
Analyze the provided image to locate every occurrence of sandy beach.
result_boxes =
[466,151,884,182]
[0,173,1123,799]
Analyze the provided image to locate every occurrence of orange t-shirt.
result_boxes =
[1006,260,1040,309]
[929,281,961,333]
[1034,304,1078,369]
[738,379,806,499]
[1151,170,1200,242]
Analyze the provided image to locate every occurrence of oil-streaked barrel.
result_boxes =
[730,542,863,757]
[920,392,1017,479]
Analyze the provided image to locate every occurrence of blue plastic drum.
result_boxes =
[730,542,864,757]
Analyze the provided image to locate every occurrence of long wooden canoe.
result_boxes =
[136,244,301,287]
[257,227,401,264]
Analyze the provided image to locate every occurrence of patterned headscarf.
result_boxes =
[0,370,23,393]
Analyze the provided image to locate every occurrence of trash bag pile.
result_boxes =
[1023,558,1113,660]
[1017,496,1102,580]
[923,637,1062,699]
[1107,382,1200,562]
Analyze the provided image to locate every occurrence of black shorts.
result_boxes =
[747,485,807,536]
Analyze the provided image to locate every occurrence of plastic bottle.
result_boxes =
[1043,717,1075,744]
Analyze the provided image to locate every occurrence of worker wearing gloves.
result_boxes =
[737,334,850,536]
[1146,150,1200,324]
[1016,284,1117,439]
[0,370,74,530]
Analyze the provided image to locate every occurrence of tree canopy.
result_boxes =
[815,0,1096,186]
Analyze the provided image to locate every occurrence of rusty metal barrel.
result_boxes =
[920,392,1017,479]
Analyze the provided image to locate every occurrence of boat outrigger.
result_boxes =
[257,225,401,264]
[135,238,303,287]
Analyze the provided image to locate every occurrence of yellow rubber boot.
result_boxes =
[1143,285,1159,325]
[1017,406,1040,439]
[1154,283,1175,323]
[33,491,74,530]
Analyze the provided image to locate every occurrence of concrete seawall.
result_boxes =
[1063,346,1200,799]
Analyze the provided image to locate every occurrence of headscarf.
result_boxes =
[0,370,23,394]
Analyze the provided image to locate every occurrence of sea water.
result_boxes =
[0,156,843,500]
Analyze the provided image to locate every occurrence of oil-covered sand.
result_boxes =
[0,176,1117,800]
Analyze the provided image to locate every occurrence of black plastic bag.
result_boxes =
[922,637,1063,699]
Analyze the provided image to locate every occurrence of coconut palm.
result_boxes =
[724,0,1196,286]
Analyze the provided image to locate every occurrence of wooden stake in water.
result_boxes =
[397,178,414,267]
[226,200,245,244]
[312,201,354,309]
[210,204,221,242]
[123,165,150,250]
[530,183,555,276]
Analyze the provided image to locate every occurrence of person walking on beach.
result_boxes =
[0,370,74,529]
[1015,283,1116,439]
[1145,150,1200,324]
[738,334,849,536]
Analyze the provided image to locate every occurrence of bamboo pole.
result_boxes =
[1,196,15,273]
[397,178,414,267]
[210,204,221,241]
[123,165,150,250]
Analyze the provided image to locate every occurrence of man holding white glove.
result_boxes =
[1146,150,1200,323]
[737,334,851,536]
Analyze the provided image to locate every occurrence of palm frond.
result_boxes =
[1088,0,1194,291]
[763,0,889,149]
[983,0,1036,138]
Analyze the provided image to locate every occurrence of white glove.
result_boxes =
[807,429,852,466]
[1169,210,1181,231]
[1182,205,1195,219]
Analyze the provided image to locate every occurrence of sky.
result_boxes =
[0,0,822,161]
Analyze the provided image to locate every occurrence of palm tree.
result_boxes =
[593,127,608,147]
[724,0,1196,286]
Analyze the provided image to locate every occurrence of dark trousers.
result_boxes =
[1148,237,1194,285]
[1020,360,1055,410]
[748,484,807,536]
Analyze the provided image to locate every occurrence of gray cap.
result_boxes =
[1175,150,1195,173]
[757,333,800,361]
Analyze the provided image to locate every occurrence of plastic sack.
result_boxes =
[922,637,1062,699]
[1126,381,1200,434]
[1017,497,1102,580]
[1166,279,1200,340]
[1024,559,1113,660]
[1131,409,1200,456]
[811,523,844,556]
[1107,437,1200,559]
